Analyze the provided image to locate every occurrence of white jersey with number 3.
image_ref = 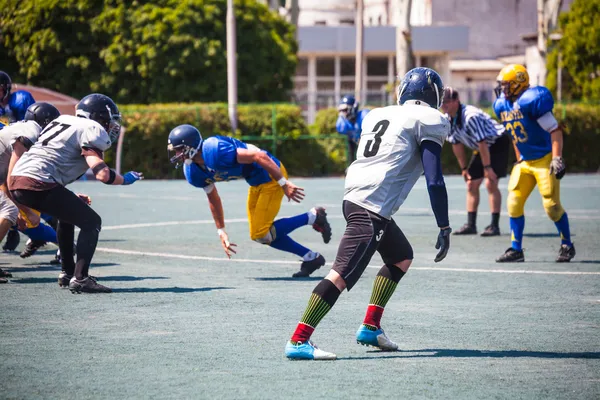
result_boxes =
[344,103,450,219]
[11,115,112,186]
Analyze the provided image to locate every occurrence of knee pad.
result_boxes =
[252,225,276,245]
[79,213,102,233]
[1,202,19,225]
[542,197,564,222]
[507,191,525,218]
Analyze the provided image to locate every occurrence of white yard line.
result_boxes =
[94,247,600,275]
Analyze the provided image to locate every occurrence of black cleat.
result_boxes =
[3,230,20,252]
[50,249,62,265]
[556,244,576,263]
[0,268,13,278]
[312,207,332,244]
[69,276,112,294]
[453,223,477,235]
[480,225,501,237]
[0,277,7,284]
[293,254,326,278]
[20,239,47,258]
[496,247,525,263]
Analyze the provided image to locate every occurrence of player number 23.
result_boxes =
[506,121,528,143]
[363,120,390,157]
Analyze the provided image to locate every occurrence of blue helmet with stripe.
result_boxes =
[397,67,445,109]
[167,124,203,167]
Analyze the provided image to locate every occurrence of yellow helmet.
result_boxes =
[496,64,529,98]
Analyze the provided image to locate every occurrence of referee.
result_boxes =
[442,87,510,236]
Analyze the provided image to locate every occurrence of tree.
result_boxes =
[547,0,600,101]
[0,0,107,98]
[1,0,298,103]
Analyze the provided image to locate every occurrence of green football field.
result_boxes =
[1,175,599,399]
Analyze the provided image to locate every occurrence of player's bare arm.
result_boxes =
[236,148,305,203]
[477,140,497,183]
[451,142,470,181]
[86,153,143,185]
[206,185,237,258]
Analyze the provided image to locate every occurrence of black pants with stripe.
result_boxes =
[332,200,413,291]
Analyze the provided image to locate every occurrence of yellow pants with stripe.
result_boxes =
[247,164,288,240]
[507,153,564,222]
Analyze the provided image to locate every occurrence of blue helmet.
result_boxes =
[397,67,445,109]
[167,124,203,167]
[338,94,359,120]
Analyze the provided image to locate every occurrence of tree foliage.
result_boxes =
[547,0,600,101]
[0,0,298,103]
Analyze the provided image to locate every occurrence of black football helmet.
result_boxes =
[76,93,122,142]
[24,102,61,129]
[397,67,445,109]
[0,71,12,102]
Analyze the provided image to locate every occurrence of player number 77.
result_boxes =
[40,121,71,146]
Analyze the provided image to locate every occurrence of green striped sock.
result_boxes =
[300,293,332,327]
[369,275,398,308]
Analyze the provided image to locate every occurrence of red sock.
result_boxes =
[291,323,315,344]
[363,304,384,329]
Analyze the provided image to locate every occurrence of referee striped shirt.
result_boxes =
[446,104,505,150]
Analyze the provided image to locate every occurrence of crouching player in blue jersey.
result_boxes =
[167,125,332,277]
[494,64,574,263]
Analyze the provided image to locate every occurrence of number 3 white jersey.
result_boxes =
[11,115,112,186]
[344,104,450,219]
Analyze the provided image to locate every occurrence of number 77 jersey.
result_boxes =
[11,114,112,186]
[344,104,450,220]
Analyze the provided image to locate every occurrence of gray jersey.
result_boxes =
[11,115,112,186]
[0,121,43,185]
[344,104,450,219]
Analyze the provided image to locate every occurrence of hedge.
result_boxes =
[312,103,600,174]
[116,103,346,178]
[114,102,599,179]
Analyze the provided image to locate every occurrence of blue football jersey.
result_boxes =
[336,109,369,143]
[183,136,281,189]
[493,86,554,161]
[0,90,36,125]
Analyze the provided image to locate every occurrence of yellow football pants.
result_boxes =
[19,209,41,229]
[507,153,564,222]
[247,164,288,240]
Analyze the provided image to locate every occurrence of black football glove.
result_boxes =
[434,227,452,262]
[549,156,566,180]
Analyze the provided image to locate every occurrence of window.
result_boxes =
[296,58,308,77]
[340,57,355,76]
[367,57,388,76]
[316,58,335,77]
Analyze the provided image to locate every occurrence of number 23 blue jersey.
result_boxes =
[183,136,281,189]
[493,86,554,161]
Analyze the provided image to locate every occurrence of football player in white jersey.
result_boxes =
[285,67,453,360]
[0,102,60,282]
[9,94,143,293]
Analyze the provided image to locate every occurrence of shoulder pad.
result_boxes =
[81,123,112,152]
[518,86,554,119]
[9,91,36,121]
[415,108,450,146]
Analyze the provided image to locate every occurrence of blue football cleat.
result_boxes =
[356,325,399,351]
[285,340,336,360]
